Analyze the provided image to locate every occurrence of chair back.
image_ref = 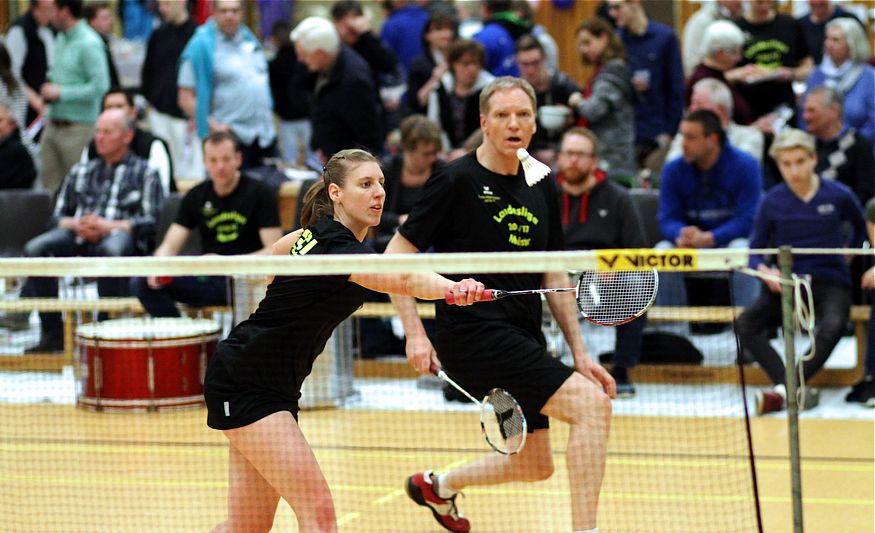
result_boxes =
[628,188,662,248]
[157,192,202,256]
[0,190,53,256]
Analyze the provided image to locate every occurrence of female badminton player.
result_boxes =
[203,148,484,533]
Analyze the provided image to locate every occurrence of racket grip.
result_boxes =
[444,289,496,305]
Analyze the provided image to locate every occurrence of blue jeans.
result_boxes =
[22,228,136,334]
[279,119,314,165]
[130,276,229,317]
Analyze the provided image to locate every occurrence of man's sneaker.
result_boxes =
[0,312,31,331]
[755,389,784,415]
[611,366,636,399]
[846,376,875,407]
[798,387,820,411]
[24,331,64,354]
[405,471,470,532]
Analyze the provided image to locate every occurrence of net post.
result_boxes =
[778,246,804,533]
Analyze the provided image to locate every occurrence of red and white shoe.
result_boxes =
[405,470,470,532]
[755,389,785,415]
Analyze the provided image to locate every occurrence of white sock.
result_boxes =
[774,384,786,399]
[434,473,457,499]
[573,529,598,533]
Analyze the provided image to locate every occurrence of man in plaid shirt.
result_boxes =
[20,108,164,353]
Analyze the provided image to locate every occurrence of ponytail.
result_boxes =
[300,180,332,228]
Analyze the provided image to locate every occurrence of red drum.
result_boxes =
[77,317,221,411]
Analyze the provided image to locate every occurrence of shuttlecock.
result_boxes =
[517,148,551,186]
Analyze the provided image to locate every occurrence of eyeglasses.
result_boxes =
[559,150,595,159]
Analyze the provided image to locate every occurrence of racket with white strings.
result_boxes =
[435,370,527,455]
[447,269,658,326]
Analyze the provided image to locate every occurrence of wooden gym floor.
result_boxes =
[0,402,871,533]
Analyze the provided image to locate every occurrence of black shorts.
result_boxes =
[204,355,300,430]
[435,320,574,431]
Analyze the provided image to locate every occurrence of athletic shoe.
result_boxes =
[405,471,470,532]
[611,367,636,399]
[0,312,30,331]
[755,389,784,415]
[798,387,820,411]
[846,376,875,407]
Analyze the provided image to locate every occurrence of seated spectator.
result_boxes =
[656,110,762,329]
[473,0,530,77]
[178,0,277,170]
[407,11,456,116]
[665,78,764,170]
[82,88,175,194]
[131,131,282,317]
[557,127,647,398]
[0,101,37,189]
[291,16,383,163]
[268,20,315,166]
[515,34,579,164]
[686,20,752,125]
[426,38,494,154]
[738,128,866,414]
[568,17,636,187]
[797,0,866,64]
[682,0,743,76]
[846,196,875,406]
[20,108,165,353]
[802,87,874,206]
[800,18,875,146]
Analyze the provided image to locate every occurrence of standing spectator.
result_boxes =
[666,78,764,168]
[131,131,282,317]
[5,0,56,126]
[291,17,383,162]
[39,0,110,193]
[733,0,812,125]
[558,127,647,398]
[801,87,874,206]
[20,108,164,353]
[268,20,315,166]
[682,0,743,76]
[0,43,38,163]
[84,1,121,88]
[656,110,762,316]
[513,0,559,70]
[607,0,684,172]
[568,17,636,187]
[474,0,531,77]
[380,0,430,73]
[846,197,875,406]
[515,34,579,162]
[178,0,277,170]
[686,20,752,126]
[739,128,866,415]
[797,0,866,64]
[82,88,175,195]
[800,18,875,146]
[407,10,457,116]
[427,38,494,155]
[0,102,37,189]
[141,0,199,179]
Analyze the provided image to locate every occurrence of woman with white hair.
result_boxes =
[686,19,753,125]
[801,17,875,144]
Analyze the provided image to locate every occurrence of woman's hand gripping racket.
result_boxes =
[447,269,658,326]
[435,369,527,455]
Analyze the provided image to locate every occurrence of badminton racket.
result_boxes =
[447,269,658,326]
[435,370,527,455]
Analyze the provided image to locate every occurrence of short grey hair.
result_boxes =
[691,77,734,118]
[290,16,340,55]
[479,76,537,115]
[703,20,745,57]
[807,86,844,114]
[769,128,816,159]
[825,18,871,64]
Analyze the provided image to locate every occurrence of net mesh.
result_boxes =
[0,249,869,532]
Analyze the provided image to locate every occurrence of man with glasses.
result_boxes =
[557,127,648,397]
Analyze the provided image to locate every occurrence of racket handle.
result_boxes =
[444,289,496,305]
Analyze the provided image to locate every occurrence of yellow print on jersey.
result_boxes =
[495,204,539,248]
[206,211,248,243]
[292,229,318,256]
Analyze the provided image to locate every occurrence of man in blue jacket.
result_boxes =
[656,109,762,328]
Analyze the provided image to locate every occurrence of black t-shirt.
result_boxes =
[399,151,565,334]
[218,216,372,397]
[736,14,810,120]
[176,175,279,255]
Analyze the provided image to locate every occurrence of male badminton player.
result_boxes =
[385,77,616,533]
[203,149,484,532]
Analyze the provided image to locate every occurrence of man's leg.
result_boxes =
[802,283,852,381]
[653,240,689,335]
[92,232,136,299]
[130,276,182,317]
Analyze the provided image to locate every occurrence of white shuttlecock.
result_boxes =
[517,148,551,186]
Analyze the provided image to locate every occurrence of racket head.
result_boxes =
[479,388,527,455]
[576,268,659,326]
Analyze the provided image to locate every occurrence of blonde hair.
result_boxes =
[769,128,816,159]
[300,149,379,228]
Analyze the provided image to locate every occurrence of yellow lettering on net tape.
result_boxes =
[595,249,699,271]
